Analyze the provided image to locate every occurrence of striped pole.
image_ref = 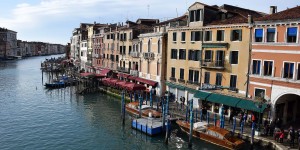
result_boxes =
[240,120,244,138]
[165,93,169,144]
[207,111,210,125]
[214,113,217,126]
[251,122,255,145]
[185,104,189,122]
[150,89,153,108]
[139,96,143,118]
[232,117,236,136]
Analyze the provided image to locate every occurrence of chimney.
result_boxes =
[270,6,277,14]
[248,15,253,24]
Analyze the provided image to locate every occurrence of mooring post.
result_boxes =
[139,96,143,118]
[240,120,244,138]
[220,106,224,128]
[207,111,210,125]
[232,117,236,136]
[185,104,189,122]
[150,89,153,108]
[188,99,194,148]
[156,97,159,111]
[164,92,169,144]
[130,92,132,102]
[214,113,217,126]
[200,109,203,122]
[162,103,166,130]
[195,109,198,122]
[145,92,148,105]
[251,122,255,145]
[122,91,126,125]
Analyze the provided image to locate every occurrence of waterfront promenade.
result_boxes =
[164,100,299,150]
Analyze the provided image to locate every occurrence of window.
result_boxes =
[204,72,210,84]
[204,31,212,41]
[283,62,294,79]
[140,41,142,52]
[194,71,199,83]
[123,46,126,54]
[216,30,224,41]
[148,40,151,52]
[263,61,273,76]
[215,73,222,86]
[204,50,213,62]
[129,46,132,54]
[231,29,242,41]
[171,49,177,59]
[181,32,186,42]
[255,29,263,42]
[254,88,265,99]
[287,27,297,43]
[189,9,203,22]
[230,51,239,64]
[188,70,194,82]
[267,28,275,42]
[158,40,161,53]
[191,31,202,41]
[252,60,261,75]
[171,67,175,78]
[124,33,127,41]
[180,68,184,79]
[179,49,186,60]
[107,34,110,39]
[173,32,177,41]
[116,55,119,61]
[230,75,237,88]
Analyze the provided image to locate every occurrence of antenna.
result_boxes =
[147,4,150,17]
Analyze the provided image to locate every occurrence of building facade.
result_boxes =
[249,6,300,125]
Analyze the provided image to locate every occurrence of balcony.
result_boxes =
[143,52,155,60]
[201,60,225,69]
[169,77,177,82]
[178,79,185,83]
[117,67,130,73]
[187,80,200,85]
[130,52,140,58]
[130,70,139,77]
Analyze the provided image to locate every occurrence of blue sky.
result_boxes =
[0,0,298,45]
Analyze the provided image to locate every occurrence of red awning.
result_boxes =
[108,79,119,86]
[100,69,112,76]
[80,72,94,77]
[94,74,106,78]
[117,73,131,78]
[135,77,158,87]
[125,83,146,91]
[128,76,137,80]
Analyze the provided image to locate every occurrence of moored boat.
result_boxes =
[176,120,244,150]
[126,102,161,118]
[44,81,66,88]
[132,117,170,136]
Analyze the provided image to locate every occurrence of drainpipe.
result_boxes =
[199,29,204,88]
[245,15,253,98]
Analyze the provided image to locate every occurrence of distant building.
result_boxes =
[0,27,17,59]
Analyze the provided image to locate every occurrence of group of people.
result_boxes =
[274,126,300,149]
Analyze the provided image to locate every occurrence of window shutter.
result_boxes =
[239,30,242,41]
[230,30,233,41]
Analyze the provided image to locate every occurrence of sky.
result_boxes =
[0,0,299,45]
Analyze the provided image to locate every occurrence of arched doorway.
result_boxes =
[275,94,300,125]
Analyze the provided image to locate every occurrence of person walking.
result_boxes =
[228,111,233,125]
[289,126,295,148]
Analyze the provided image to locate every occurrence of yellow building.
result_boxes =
[166,2,264,112]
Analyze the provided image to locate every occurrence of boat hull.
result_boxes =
[176,120,244,150]
[132,118,170,136]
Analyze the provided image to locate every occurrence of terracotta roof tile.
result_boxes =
[256,6,300,21]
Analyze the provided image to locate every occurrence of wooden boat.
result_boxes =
[44,81,66,88]
[126,102,161,118]
[176,120,244,150]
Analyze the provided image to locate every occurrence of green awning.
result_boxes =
[202,43,228,48]
[165,81,185,90]
[236,100,267,113]
[206,93,240,107]
[186,87,198,93]
[194,91,212,100]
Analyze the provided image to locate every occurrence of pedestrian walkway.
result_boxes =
[166,101,299,150]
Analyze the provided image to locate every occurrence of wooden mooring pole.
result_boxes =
[188,99,194,148]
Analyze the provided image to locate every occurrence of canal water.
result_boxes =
[0,55,261,150]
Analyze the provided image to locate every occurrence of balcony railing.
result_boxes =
[130,52,140,58]
[143,52,155,59]
[117,67,130,73]
[169,77,176,82]
[178,79,185,83]
[130,70,139,76]
[201,60,225,69]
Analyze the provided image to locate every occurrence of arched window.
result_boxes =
[158,39,161,53]
[148,39,151,52]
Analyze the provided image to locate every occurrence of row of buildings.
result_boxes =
[69,2,300,126]
[0,27,66,60]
